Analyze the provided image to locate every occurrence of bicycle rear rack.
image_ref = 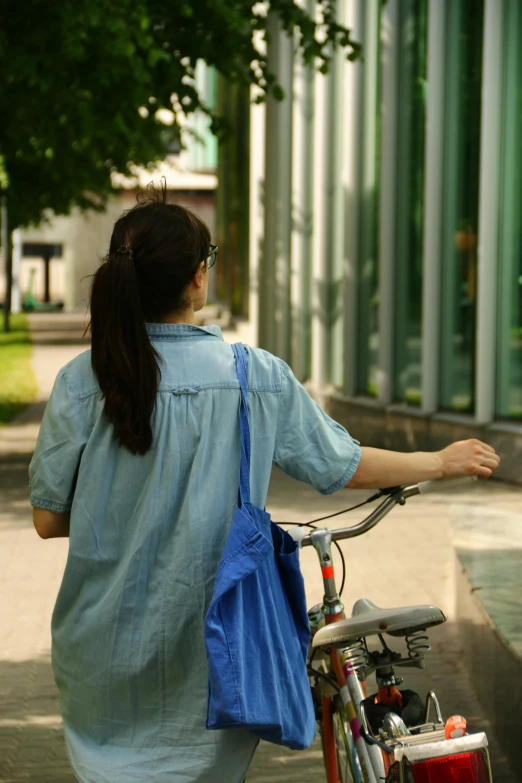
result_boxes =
[361,691,445,744]
[361,692,493,783]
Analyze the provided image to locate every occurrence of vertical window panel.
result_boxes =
[357,0,381,396]
[440,0,484,412]
[394,0,428,405]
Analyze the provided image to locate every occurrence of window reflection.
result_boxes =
[394,0,427,405]
[439,0,484,413]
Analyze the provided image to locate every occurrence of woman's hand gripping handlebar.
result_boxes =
[347,439,499,490]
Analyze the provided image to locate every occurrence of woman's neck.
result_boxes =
[158,307,196,325]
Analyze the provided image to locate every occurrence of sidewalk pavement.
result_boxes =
[0,313,519,782]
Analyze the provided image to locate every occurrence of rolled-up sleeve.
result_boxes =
[29,371,90,513]
[273,361,361,494]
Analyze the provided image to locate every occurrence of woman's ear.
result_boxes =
[191,262,206,290]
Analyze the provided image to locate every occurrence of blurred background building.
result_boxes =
[0,56,252,320]
[0,63,218,312]
[250,0,522,483]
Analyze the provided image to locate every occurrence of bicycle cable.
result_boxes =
[300,491,384,526]
[307,666,341,694]
[360,727,394,754]
[337,543,346,596]
[281,490,384,596]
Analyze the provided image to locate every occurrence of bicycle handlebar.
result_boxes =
[293,475,478,548]
[417,475,478,494]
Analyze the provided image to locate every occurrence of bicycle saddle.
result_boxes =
[312,598,447,649]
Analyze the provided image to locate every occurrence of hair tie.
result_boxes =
[116,244,134,261]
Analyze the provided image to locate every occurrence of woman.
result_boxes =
[29,185,499,783]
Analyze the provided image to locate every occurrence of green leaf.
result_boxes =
[271,84,285,101]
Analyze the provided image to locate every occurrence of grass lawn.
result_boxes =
[0,313,38,425]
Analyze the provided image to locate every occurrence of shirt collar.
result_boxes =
[145,323,224,341]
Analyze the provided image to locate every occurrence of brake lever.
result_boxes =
[377,486,402,497]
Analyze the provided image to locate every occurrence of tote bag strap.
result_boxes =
[232,343,251,505]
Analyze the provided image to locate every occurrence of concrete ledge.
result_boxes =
[26,305,234,346]
[311,389,522,485]
[456,557,522,778]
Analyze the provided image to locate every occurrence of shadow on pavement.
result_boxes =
[0,456,33,530]
[8,400,47,426]
[0,655,76,783]
[0,652,324,783]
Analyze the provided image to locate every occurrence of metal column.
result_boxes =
[311,64,329,387]
[421,0,446,414]
[311,2,345,389]
[260,15,293,360]
[377,0,400,405]
[290,0,314,380]
[328,0,347,389]
[342,0,364,397]
[475,0,503,423]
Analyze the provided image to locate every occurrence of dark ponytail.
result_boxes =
[89,184,211,455]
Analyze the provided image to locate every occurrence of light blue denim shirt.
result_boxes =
[29,324,361,783]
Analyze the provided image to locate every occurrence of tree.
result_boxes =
[0,0,360,229]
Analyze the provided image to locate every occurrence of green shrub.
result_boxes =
[0,314,38,425]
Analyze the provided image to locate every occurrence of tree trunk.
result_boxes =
[1,196,12,333]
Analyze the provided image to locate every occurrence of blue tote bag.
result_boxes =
[204,343,316,751]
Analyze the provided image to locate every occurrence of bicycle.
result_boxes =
[283,475,493,783]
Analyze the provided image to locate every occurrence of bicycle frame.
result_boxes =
[292,478,491,783]
[298,487,422,783]
[308,526,383,783]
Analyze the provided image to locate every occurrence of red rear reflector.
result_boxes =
[412,751,488,783]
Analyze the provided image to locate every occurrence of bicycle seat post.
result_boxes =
[310,529,344,620]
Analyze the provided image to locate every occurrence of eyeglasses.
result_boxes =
[206,244,218,269]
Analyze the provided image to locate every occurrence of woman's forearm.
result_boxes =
[347,447,442,489]
[347,439,500,490]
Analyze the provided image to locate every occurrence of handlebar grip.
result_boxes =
[417,475,478,494]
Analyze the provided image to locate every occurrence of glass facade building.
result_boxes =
[250,0,522,482]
